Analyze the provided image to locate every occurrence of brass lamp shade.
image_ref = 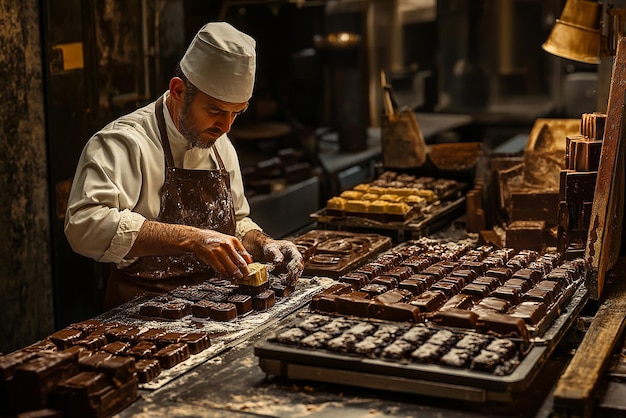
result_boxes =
[542,0,601,64]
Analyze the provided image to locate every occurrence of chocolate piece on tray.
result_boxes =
[484,267,513,284]
[410,342,446,364]
[335,293,372,317]
[138,301,163,317]
[371,276,399,289]
[101,341,130,356]
[455,333,489,352]
[134,359,161,383]
[398,278,427,295]
[338,272,370,289]
[93,356,136,386]
[78,352,113,371]
[440,275,467,289]
[490,286,522,305]
[450,269,478,284]
[460,260,487,276]
[430,281,459,297]
[69,319,104,337]
[270,281,295,298]
[127,341,157,359]
[502,278,531,293]
[360,283,390,298]
[512,268,543,285]
[536,280,563,301]
[401,256,431,273]
[440,294,473,311]
[460,283,490,301]
[0,350,40,382]
[407,274,437,289]
[476,297,511,313]
[161,302,190,319]
[12,352,79,411]
[179,333,211,355]
[137,328,167,343]
[430,308,478,329]
[440,348,472,368]
[227,294,253,315]
[252,290,275,311]
[368,302,422,323]
[523,288,555,306]
[55,369,138,417]
[105,325,142,343]
[473,276,501,290]
[309,293,338,313]
[158,332,186,348]
[74,334,107,351]
[191,300,216,318]
[409,290,447,312]
[508,301,547,325]
[49,328,83,350]
[484,338,517,359]
[477,312,530,342]
[237,281,270,296]
[154,343,190,369]
[209,302,238,321]
[169,286,208,302]
[471,349,502,372]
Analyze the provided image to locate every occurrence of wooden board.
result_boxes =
[585,36,626,299]
[552,258,626,416]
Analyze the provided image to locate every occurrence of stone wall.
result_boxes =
[0,0,54,353]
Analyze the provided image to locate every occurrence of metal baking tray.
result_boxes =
[254,283,588,403]
[311,196,466,241]
[94,277,334,390]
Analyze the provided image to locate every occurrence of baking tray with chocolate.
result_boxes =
[66,275,335,390]
[291,230,392,278]
[254,238,589,402]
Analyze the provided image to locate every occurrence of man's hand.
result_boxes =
[242,230,304,285]
[127,220,253,279]
[191,229,253,279]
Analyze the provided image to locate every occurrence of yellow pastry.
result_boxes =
[236,262,268,285]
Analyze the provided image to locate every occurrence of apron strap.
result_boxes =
[212,146,227,171]
[155,96,175,168]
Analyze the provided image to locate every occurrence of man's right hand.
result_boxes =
[126,220,252,279]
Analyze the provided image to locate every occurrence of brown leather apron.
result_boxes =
[104,96,236,309]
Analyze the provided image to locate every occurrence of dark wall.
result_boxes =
[0,0,55,353]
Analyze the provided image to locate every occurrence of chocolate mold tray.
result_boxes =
[291,230,392,278]
[254,283,588,403]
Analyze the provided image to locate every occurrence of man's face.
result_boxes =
[177,88,248,148]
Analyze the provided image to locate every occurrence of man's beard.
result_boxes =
[177,103,219,149]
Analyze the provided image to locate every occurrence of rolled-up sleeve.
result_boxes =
[64,123,160,263]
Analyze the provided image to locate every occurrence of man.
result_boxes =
[65,22,304,309]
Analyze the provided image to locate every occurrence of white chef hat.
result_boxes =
[180,22,256,103]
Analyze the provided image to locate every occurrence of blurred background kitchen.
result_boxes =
[0,0,608,354]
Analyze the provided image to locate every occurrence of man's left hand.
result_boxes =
[242,230,304,285]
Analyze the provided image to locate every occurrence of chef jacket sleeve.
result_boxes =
[64,128,154,264]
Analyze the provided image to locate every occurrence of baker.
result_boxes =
[64,22,304,309]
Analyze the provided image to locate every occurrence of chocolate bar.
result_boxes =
[154,343,190,369]
[134,359,161,383]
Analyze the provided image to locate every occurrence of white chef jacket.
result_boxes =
[64,91,262,268]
